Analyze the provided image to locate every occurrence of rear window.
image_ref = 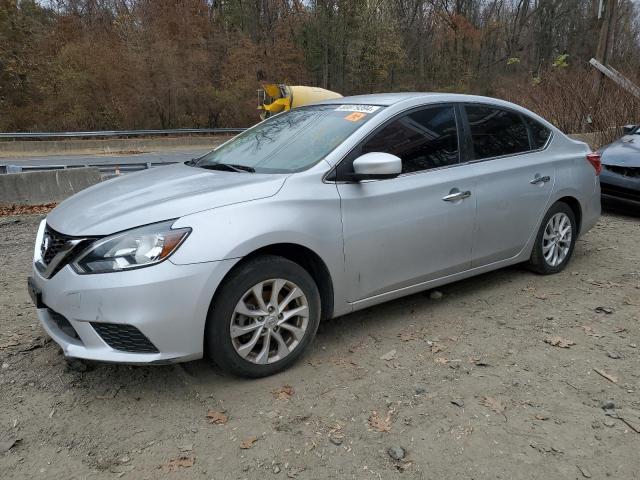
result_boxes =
[465,105,530,159]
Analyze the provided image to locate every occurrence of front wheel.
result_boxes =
[527,202,577,275]
[205,255,321,378]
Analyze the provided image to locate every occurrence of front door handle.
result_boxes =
[442,190,471,202]
[530,175,551,185]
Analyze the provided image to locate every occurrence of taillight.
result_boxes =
[586,152,601,175]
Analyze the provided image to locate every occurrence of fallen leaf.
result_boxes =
[593,368,618,383]
[480,396,506,414]
[544,336,575,348]
[272,385,294,400]
[206,410,228,425]
[240,436,258,449]
[0,203,57,217]
[379,349,397,361]
[368,410,393,432]
[397,329,424,342]
[160,455,195,472]
[581,326,604,338]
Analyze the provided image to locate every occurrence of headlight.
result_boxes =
[72,220,191,274]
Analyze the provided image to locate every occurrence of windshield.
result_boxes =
[193,104,383,173]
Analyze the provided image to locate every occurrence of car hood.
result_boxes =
[47,163,287,236]
[601,135,640,167]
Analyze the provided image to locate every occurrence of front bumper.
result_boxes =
[600,168,640,209]
[30,253,238,365]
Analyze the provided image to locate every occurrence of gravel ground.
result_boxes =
[1,212,639,479]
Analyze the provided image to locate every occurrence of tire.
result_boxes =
[527,201,577,275]
[205,255,321,378]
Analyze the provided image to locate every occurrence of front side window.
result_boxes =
[194,104,383,174]
[465,105,530,159]
[358,105,459,174]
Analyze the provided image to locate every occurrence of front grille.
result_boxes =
[605,165,640,178]
[601,183,640,202]
[92,323,159,353]
[38,225,93,278]
[41,226,70,265]
[48,309,81,341]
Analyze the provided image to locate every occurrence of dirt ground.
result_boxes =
[1,211,639,480]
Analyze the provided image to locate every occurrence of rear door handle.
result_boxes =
[530,175,551,185]
[442,190,471,202]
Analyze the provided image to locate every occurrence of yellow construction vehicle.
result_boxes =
[258,84,342,120]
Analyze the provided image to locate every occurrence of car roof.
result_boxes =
[315,92,426,106]
[316,92,519,107]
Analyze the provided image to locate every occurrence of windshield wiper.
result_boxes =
[197,162,255,173]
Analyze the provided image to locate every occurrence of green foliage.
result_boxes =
[552,54,569,68]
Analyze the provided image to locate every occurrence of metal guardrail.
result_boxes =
[0,161,178,178]
[0,128,246,140]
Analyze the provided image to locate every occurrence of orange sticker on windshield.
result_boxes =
[344,112,366,122]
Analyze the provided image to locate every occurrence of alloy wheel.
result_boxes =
[542,212,572,267]
[230,279,309,364]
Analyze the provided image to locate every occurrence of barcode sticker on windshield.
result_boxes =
[335,105,380,113]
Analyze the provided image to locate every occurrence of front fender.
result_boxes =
[169,174,350,316]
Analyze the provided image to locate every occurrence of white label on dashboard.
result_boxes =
[334,105,381,113]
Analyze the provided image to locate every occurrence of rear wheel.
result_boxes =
[527,202,577,274]
[205,255,321,378]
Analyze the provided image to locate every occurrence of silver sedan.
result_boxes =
[29,93,601,377]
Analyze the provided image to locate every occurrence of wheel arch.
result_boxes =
[555,196,582,235]
[211,243,335,323]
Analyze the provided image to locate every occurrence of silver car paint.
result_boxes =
[32,93,600,363]
[46,162,288,236]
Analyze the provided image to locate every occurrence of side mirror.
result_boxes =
[623,124,637,135]
[348,152,402,182]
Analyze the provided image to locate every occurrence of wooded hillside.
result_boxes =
[1,0,639,135]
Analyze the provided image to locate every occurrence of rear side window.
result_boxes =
[526,117,552,149]
[360,105,459,174]
[465,106,529,159]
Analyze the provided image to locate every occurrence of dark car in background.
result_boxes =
[600,125,640,210]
